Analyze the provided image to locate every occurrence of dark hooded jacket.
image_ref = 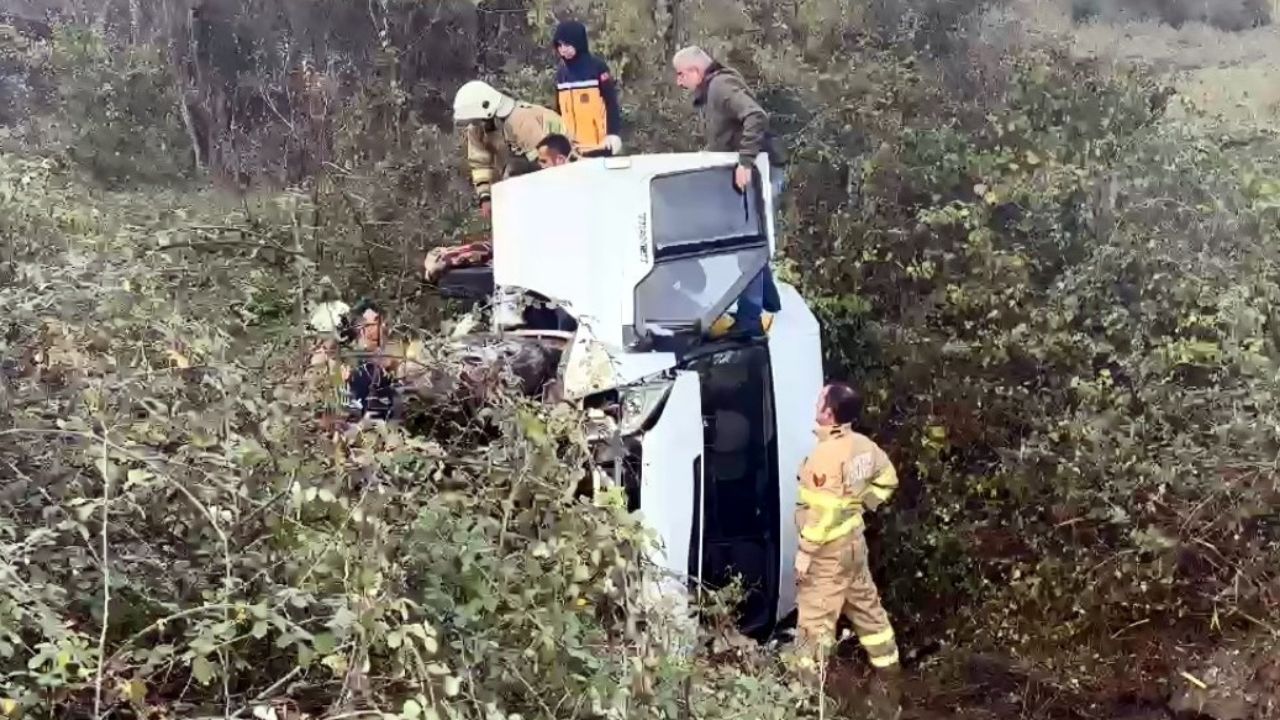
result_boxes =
[552,20,622,148]
[693,62,786,169]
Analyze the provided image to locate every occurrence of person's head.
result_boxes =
[672,45,714,91]
[553,20,589,62]
[815,382,862,427]
[340,299,385,350]
[537,133,574,168]
[452,80,516,125]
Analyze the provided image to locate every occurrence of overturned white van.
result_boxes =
[472,152,826,641]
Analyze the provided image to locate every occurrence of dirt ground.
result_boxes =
[820,640,1279,720]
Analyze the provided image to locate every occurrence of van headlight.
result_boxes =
[617,381,673,436]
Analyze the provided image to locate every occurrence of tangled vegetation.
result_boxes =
[1,0,1279,717]
[0,153,818,718]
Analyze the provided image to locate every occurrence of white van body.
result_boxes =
[488,152,825,640]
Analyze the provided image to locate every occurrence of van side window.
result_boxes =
[633,249,769,325]
[650,168,766,256]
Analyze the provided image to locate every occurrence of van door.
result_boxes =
[636,370,704,653]
[629,162,774,341]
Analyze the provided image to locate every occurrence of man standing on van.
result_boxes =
[794,383,901,712]
[672,46,785,336]
[551,20,623,156]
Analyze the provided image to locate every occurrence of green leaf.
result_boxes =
[251,621,269,639]
[517,409,548,446]
[27,648,51,670]
[311,632,336,655]
[402,699,423,719]
[191,656,216,686]
[94,457,120,482]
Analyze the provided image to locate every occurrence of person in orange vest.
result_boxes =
[551,20,622,156]
[794,382,902,714]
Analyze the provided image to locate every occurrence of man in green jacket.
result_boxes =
[672,45,786,191]
[672,45,786,335]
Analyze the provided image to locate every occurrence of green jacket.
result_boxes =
[693,63,786,169]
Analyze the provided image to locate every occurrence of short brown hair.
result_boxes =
[824,383,863,425]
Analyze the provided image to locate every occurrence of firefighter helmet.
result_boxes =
[453,80,514,123]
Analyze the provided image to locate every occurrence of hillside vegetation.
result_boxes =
[0,0,1278,718]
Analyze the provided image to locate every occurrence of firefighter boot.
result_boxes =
[866,664,902,720]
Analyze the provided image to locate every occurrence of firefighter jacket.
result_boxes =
[795,424,898,555]
[465,103,569,203]
[551,21,621,148]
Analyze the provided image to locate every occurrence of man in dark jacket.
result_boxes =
[552,20,623,155]
[672,45,785,335]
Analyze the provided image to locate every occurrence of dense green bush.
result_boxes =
[1,0,1278,715]
[0,153,822,718]
[45,26,191,186]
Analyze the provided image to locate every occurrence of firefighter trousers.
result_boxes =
[796,530,900,669]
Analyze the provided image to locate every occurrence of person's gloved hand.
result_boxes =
[795,550,812,584]
[604,135,623,154]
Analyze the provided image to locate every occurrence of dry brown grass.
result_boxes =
[980,0,1280,121]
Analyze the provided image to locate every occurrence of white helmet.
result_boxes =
[453,80,515,123]
[307,300,351,335]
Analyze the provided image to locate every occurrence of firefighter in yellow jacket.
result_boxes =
[794,383,901,694]
[452,80,572,218]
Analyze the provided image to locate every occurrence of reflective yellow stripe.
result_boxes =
[868,484,894,502]
[859,628,895,647]
[870,468,898,488]
[798,486,864,543]
[799,513,864,543]
[799,487,854,509]
[869,650,900,668]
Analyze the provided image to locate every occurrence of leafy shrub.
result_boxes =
[45,26,191,186]
[0,151,824,718]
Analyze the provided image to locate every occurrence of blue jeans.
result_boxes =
[734,168,786,330]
